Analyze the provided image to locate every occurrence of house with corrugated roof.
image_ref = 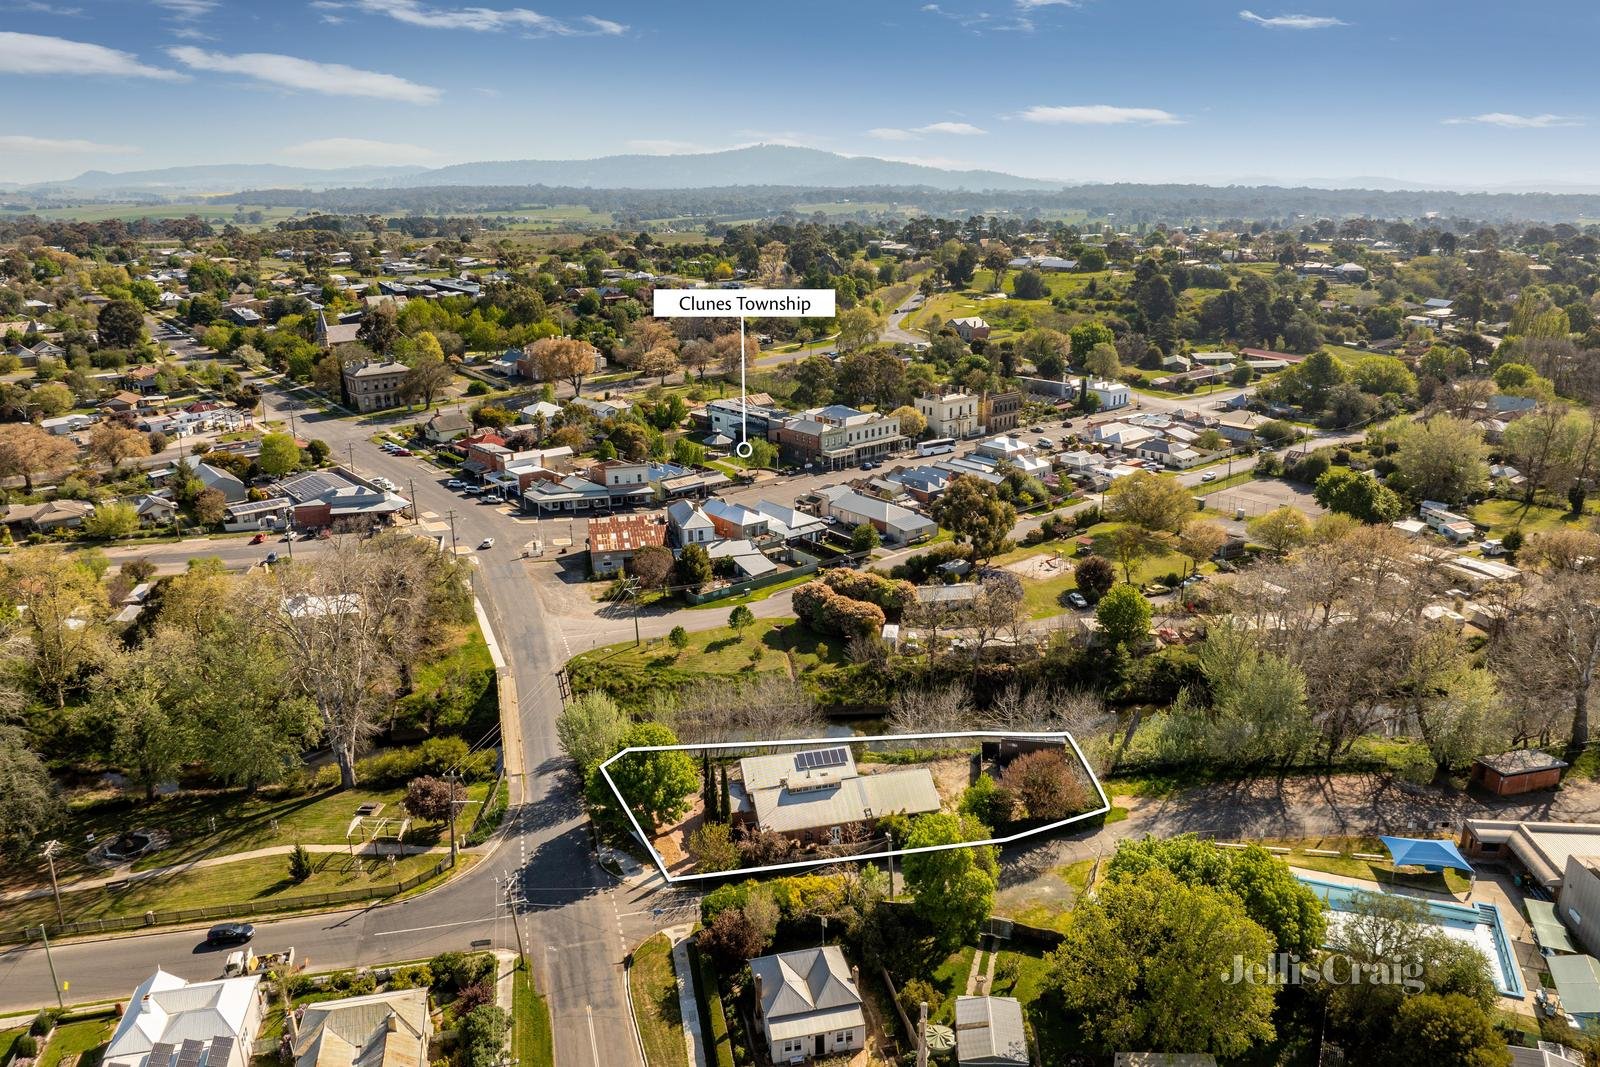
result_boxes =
[103,969,263,1067]
[750,946,865,1063]
[291,988,431,1067]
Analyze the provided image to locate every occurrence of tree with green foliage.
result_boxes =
[958,772,1015,828]
[668,626,689,651]
[850,522,881,555]
[1018,328,1070,379]
[83,502,140,540]
[1044,868,1277,1058]
[689,822,741,872]
[1105,835,1325,955]
[288,842,314,883]
[1012,270,1047,300]
[900,812,999,948]
[1350,354,1417,396]
[1313,467,1404,523]
[930,475,1016,566]
[1073,555,1115,602]
[728,604,755,635]
[1106,471,1195,536]
[1247,506,1311,556]
[98,299,146,348]
[257,432,300,478]
[1084,342,1121,379]
[556,691,626,785]
[676,542,713,591]
[1095,584,1151,649]
[1394,414,1488,505]
[0,726,59,849]
[1389,993,1511,1067]
[456,1006,510,1067]
[1069,321,1115,363]
[587,721,698,832]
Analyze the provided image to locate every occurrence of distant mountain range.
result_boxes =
[19,146,1061,197]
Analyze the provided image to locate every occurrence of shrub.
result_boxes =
[958,773,1017,828]
[327,969,377,995]
[454,980,495,1014]
[288,843,314,883]
[430,950,495,995]
[456,1006,510,1067]
[28,1010,58,1037]
[386,964,433,990]
[14,1035,39,1058]
[1000,750,1090,821]
[898,978,944,1021]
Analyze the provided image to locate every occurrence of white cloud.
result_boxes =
[152,0,216,17]
[281,137,442,165]
[1016,0,1075,6]
[168,46,441,104]
[342,0,626,35]
[1015,104,1181,126]
[0,31,184,79]
[1238,9,1346,29]
[869,121,987,141]
[0,134,139,153]
[4,1,84,15]
[1443,112,1583,128]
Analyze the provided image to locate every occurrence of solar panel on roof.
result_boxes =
[207,1035,235,1067]
[796,747,848,771]
[148,1042,175,1067]
[175,1038,205,1067]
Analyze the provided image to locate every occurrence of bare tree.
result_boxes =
[888,683,976,735]
[256,538,442,788]
[672,674,826,745]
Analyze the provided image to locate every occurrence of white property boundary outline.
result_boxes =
[597,730,1110,884]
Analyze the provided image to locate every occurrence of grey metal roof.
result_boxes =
[955,996,1027,1065]
[751,946,862,1039]
[1549,954,1600,1015]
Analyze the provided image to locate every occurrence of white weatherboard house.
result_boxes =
[104,970,263,1067]
[751,946,865,1063]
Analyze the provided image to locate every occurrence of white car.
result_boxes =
[1200,471,1218,483]
[478,537,495,550]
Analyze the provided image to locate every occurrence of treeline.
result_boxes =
[212,182,1600,225]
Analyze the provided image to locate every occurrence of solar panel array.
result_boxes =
[795,747,849,771]
[148,1042,175,1067]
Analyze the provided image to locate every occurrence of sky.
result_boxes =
[2,0,1600,188]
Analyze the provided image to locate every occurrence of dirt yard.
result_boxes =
[650,796,706,874]
[1003,553,1071,582]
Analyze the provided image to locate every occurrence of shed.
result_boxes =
[1548,954,1600,1020]
[1527,899,1581,955]
[954,996,1027,1065]
[1473,749,1568,796]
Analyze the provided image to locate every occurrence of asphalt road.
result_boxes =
[0,360,653,1065]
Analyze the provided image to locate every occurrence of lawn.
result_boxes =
[998,522,1202,619]
[0,1029,24,1066]
[3,851,453,930]
[512,960,555,1067]
[1192,468,1261,496]
[685,571,814,610]
[25,780,487,886]
[1469,498,1589,538]
[927,945,977,1025]
[566,618,848,708]
[36,1016,114,1067]
[628,934,687,1067]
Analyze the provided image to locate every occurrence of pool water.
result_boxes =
[1297,875,1524,998]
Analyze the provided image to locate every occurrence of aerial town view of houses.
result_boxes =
[8,3,1600,1066]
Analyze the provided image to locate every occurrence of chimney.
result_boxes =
[385,1014,398,1033]
[850,966,859,989]
[752,971,763,1009]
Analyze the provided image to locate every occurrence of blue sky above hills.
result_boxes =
[2,0,1598,187]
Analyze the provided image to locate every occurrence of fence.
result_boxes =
[0,857,451,946]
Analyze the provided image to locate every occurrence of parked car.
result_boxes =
[205,922,254,945]
[446,479,465,489]
[1037,438,1054,450]
[393,448,413,457]
[249,532,266,545]
[1066,591,1088,610]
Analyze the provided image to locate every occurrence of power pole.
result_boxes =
[502,872,528,961]
[41,840,64,927]
[346,443,356,474]
[446,510,459,555]
[36,926,63,1009]
[621,576,641,645]
[916,1001,929,1067]
[408,478,418,524]
[446,772,461,868]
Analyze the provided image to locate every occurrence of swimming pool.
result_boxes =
[1296,875,1524,999]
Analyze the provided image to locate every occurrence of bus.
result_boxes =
[917,437,957,457]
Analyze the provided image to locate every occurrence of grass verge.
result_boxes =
[628,934,687,1067]
[512,960,555,1067]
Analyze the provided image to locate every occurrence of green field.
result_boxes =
[570,616,845,679]
[629,934,687,1067]
[3,851,455,930]
[1469,498,1590,538]
[36,1017,114,1067]
[0,202,298,226]
[995,522,1202,619]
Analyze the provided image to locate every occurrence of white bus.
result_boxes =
[917,437,957,457]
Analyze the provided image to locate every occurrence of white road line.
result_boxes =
[373,918,491,936]
[585,1005,601,1067]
